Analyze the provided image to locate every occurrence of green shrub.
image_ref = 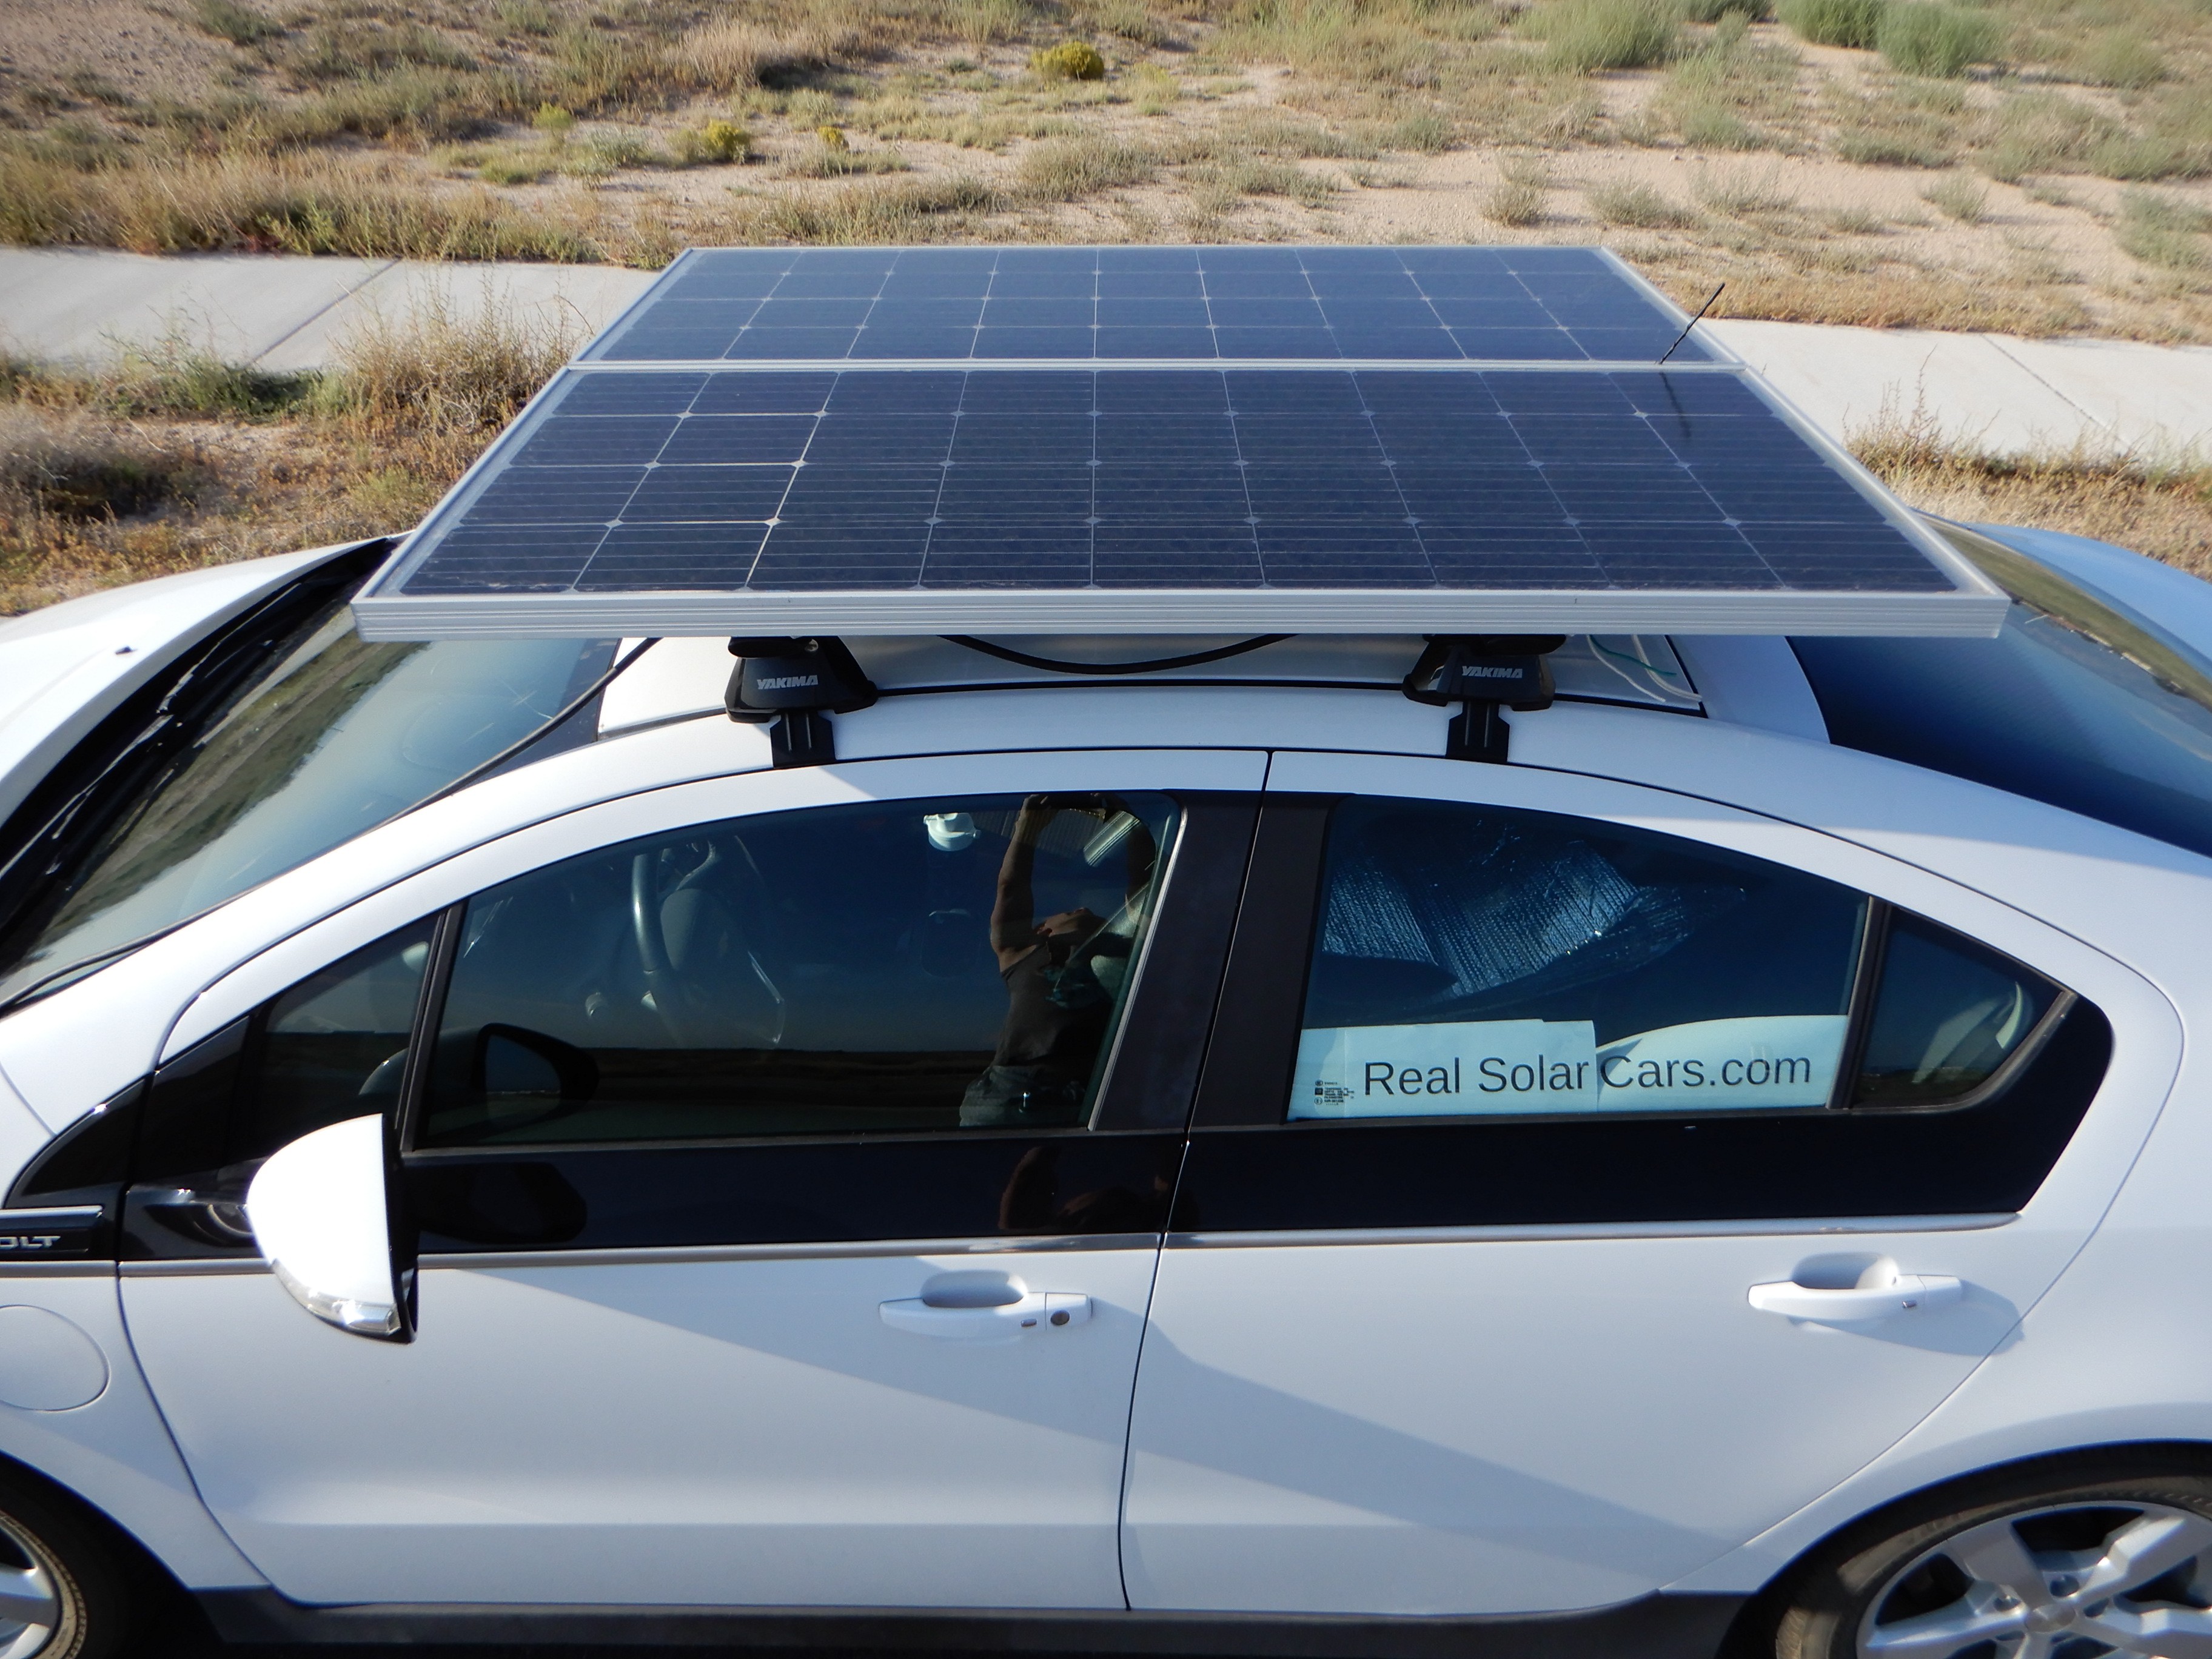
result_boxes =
[1485,178,1546,225]
[1030,41,1108,79]
[1677,102,1762,147]
[531,103,575,139]
[491,0,554,37]
[1587,179,1694,226]
[282,20,472,83]
[1535,0,1679,73]
[817,123,850,150]
[1777,0,1883,49]
[786,146,908,176]
[2090,134,2197,181]
[689,118,751,163]
[1385,110,1454,152]
[1013,135,1153,199]
[1677,0,1770,22]
[2076,30,2163,90]
[101,344,317,421]
[279,68,501,147]
[1876,4,2002,76]
[1978,91,2117,182]
[2117,189,2211,269]
[560,128,665,176]
[1921,172,1989,220]
[751,174,999,243]
[477,155,549,185]
[191,0,280,47]
[1833,126,1957,165]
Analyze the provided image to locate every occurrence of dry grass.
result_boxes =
[0,298,573,613]
[1657,261,2096,332]
[1855,413,2212,577]
[0,0,2208,338]
[1590,179,1696,226]
[1014,133,1156,199]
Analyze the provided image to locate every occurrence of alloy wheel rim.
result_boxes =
[1858,1499,2212,1658]
[0,1512,61,1659]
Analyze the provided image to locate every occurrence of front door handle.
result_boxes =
[1749,1272,1962,1322]
[880,1290,1091,1342]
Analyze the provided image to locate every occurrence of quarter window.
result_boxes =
[1852,913,2058,1106]
[417,793,1178,1147]
[129,917,434,1198]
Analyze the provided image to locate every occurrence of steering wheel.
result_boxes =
[629,848,785,1047]
[631,851,692,1044]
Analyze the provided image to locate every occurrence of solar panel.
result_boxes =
[352,246,2007,641]
[578,245,1719,366]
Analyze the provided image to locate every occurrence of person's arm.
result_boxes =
[990,797,1055,971]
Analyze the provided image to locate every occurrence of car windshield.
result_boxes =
[1792,521,2212,862]
[0,563,613,1006]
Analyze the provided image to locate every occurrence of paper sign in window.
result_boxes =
[1290,1021,1602,1119]
[1290,1013,1849,1120]
[1594,1014,1848,1110]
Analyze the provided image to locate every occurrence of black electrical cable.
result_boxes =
[942,634,1293,676]
[411,636,662,813]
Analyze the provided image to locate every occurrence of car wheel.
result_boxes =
[0,1477,129,1659]
[1770,1461,2212,1659]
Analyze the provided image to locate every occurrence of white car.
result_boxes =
[1,246,2211,1659]
[0,517,2208,1659]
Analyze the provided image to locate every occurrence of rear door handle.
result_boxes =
[1749,1275,1962,1321]
[880,1292,1091,1342]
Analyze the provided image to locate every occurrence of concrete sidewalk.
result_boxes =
[3,244,2207,459]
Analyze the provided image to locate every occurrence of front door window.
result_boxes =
[418,793,1176,1148]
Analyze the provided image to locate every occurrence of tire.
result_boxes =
[1767,1453,2212,1659]
[0,1474,130,1659]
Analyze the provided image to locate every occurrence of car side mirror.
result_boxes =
[474,1023,597,1102]
[245,1114,414,1343]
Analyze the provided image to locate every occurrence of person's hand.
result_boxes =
[1028,792,1118,820]
[1013,794,1061,842]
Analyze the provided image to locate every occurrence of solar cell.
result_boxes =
[578,245,1720,366]
[357,355,2004,637]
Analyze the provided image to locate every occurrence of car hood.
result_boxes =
[0,542,372,833]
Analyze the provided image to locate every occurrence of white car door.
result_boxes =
[120,749,1262,1607]
[1121,747,2175,1618]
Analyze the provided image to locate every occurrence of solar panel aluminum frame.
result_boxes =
[349,247,2010,643]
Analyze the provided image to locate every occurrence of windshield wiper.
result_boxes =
[0,541,389,1003]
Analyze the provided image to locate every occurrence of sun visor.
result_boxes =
[351,246,2006,642]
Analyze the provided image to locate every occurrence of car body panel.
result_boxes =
[0,1270,264,1589]
[0,523,2205,1635]
[120,751,1261,1606]
[1119,748,2179,1616]
[126,1247,1164,1607]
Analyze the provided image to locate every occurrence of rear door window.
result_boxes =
[1296,797,1883,1119]
[1293,797,2068,1124]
